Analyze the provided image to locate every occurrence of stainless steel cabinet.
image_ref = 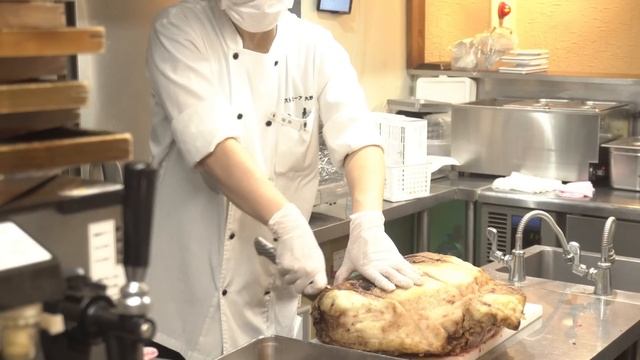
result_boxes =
[477,204,560,265]
[566,215,640,258]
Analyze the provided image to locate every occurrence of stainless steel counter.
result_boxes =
[310,176,490,244]
[482,261,640,359]
[478,187,640,222]
[311,175,640,265]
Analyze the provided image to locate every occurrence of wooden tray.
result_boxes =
[0,81,87,114]
[0,127,132,174]
[0,27,105,57]
[0,3,65,28]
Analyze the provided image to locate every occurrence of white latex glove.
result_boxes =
[268,203,328,295]
[335,211,423,292]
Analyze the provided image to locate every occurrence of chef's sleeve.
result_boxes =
[315,32,382,170]
[147,11,241,166]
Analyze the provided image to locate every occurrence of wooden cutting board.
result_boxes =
[420,303,543,360]
[0,27,105,57]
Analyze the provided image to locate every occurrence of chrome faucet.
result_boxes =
[567,217,616,296]
[488,210,575,283]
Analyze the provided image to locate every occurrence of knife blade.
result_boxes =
[254,236,277,264]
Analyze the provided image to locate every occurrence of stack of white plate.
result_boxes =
[499,49,549,74]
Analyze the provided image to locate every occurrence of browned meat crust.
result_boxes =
[312,252,525,356]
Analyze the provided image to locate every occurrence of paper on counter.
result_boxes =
[427,156,460,174]
[492,172,594,198]
[492,172,562,193]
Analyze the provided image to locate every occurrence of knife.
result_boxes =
[254,236,329,301]
[254,236,278,264]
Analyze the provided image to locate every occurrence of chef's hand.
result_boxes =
[335,211,423,292]
[268,203,328,295]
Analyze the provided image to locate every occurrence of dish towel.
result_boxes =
[492,172,594,198]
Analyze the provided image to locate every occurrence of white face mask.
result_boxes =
[220,0,293,33]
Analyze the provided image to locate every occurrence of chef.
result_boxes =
[145,0,422,359]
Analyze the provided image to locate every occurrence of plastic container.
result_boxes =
[415,76,477,104]
[384,163,432,202]
[374,113,429,166]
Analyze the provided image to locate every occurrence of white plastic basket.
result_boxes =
[384,163,432,202]
[374,112,429,166]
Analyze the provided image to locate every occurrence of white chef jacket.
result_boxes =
[146,1,381,359]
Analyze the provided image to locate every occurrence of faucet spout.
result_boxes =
[569,216,617,297]
[601,217,616,263]
[515,210,573,261]
[591,217,616,296]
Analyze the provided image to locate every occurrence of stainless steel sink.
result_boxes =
[491,245,640,293]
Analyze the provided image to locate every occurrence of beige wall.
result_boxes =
[302,1,409,111]
[424,0,490,64]
[424,0,640,74]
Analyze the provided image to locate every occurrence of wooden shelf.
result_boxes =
[0,175,123,216]
[0,110,79,139]
[0,81,87,114]
[0,3,65,29]
[0,56,67,83]
[0,27,105,57]
[0,0,54,2]
[0,127,132,174]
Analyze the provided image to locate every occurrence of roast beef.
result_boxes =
[312,252,525,356]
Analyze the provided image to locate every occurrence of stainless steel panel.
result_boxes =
[409,69,640,137]
[503,98,625,112]
[451,98,631,181]
[566,215,640,258]
[477,204,559,265]
[478,186,640,222]
[492,245,640,293]
[216,336,396,360]
[603,136,640,149]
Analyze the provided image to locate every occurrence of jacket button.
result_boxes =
[274,60,279,66]
[265,120,273,127]
[228,233,235,240]
[236,113,243,120]
[222,289,228,296]
[232,52,239,60]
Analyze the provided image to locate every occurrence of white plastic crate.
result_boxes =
[374,112,429,166]
[384,163,432,202]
